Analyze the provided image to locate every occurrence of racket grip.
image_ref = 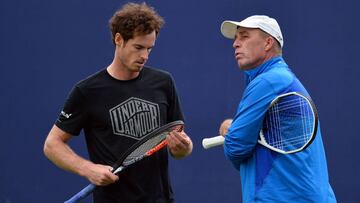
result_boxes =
[64,183,96,203]
[202,136,225,149]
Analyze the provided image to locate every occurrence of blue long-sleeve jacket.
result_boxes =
[224,56,336,203]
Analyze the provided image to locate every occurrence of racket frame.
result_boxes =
[112,120,184,173]
[258,92,318,154]
[64,120,184,203]
[202,92,318,154]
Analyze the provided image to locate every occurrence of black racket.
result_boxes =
[202,92,318,154]
[64,120,184,203]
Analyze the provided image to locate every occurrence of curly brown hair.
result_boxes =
[109,2,165,45]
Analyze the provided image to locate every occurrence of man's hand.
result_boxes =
[167,130,193,159]
[219,119,233,136]
[81,162,119,186]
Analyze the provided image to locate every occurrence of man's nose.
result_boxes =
[140,50,149,60]
[233,39,241,49]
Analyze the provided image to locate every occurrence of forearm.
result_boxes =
[44,138,92,177]
[44,125,119,185]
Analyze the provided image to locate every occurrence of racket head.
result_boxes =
[112,120,184,173]
[259,92,318,154]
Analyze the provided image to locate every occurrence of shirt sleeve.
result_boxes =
[55,85,87,135]
[224,78,278,170]
[166,74,184,123]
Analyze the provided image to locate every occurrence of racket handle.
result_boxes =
[64,183,96,203]
[202,136,225,149]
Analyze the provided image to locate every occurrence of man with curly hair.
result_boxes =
[44,3,193,203]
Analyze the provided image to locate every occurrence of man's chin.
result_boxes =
[132,65,144,72]
[238,62,250,70]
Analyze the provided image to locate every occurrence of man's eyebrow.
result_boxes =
[237,30,248,35]
[134,43,154,49]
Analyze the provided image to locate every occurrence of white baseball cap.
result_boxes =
[220,15,284,47]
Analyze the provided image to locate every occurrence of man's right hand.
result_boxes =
[82,163,119,186]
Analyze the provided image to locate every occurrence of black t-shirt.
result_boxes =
[56,67,184,203]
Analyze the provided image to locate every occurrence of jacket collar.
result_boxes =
[244,56,286,85]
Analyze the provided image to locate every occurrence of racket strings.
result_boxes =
[299,98,313,145]
[269,97,308,112]
[267,134,313,147]
[264,95,315,150]
[123,131,168,166]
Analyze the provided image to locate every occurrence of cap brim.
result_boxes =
[220,21,240,39]
[221,20,260,39]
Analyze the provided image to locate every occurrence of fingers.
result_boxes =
[167,130,192,158]
[168,131,189,149]
[102,168,119,185]
[167,124,189,150]
[86,164,119,186]
[219,119,233,136]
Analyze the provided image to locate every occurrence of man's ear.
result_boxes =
[114,33,123,46]
[264,37,274,51]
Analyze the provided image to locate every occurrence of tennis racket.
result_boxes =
[202,92,318,154]
[64,120,184,203]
